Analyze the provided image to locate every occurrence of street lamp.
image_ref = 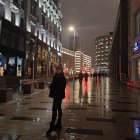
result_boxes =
[69,26,75,91]
[28,39,35,79]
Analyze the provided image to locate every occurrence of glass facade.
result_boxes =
[0,53,6,76]
[135,59,140,82]
[0,53,23,76]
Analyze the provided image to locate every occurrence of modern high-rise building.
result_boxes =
[75,49,83,74]
[82,53,91,74]
[95,32,113,73]
[69,36,81,51]
[0,0,62,78]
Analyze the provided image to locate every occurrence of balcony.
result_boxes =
[10,0,19,12]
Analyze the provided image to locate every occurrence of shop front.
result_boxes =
[0,18,25,78]
[0,53,6,76]
[36,41,48,78]
[131,40,140,82]
[0,52,23,77]
[24,33,37,79]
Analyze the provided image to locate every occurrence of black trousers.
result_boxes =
[51,98,62,124]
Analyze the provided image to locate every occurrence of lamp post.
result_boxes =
[69,26,75,91]
[28,39,35,80]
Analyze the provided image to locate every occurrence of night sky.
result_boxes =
[59,0,120,64]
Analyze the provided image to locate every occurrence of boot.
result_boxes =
[55,120,62,130]
[46,122,55,135]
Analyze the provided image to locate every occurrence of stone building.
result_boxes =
[0,0,62,79]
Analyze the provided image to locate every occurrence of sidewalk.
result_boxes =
[126,81,140,91]
[133,81,140,90]
[0,77,140,139]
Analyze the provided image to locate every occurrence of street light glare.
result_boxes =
[69,26,75,31]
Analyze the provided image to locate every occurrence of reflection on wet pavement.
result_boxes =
[0,77,140,139]
[65,127,103,135]
[0,134,21,140]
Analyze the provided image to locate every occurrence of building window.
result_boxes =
[18,36,24,51]
[31,24,35,34]
[42,15,45,28]
[46,22,49,30]
[13,0,19,4]
[41,33,43,41]
[11,12,15,25]
[31,0,37,17]
[49,26,52,33]
[135,11,140,37]
[21,0,24,10]
[37,14,39,22]
[42,48,47,59]
[13,0,20,8]
[20,17,24,29]
[1,28,10,46]
[0,4,4,18]
[11,32,18,49]
[37,45,42,58]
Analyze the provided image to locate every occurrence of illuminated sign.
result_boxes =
[134,42,140,52]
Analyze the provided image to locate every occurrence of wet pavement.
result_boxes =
[0,77,140,140]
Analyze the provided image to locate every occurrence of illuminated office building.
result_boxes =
[95,33,113,73]
[61,46,91,75]
[75,49,83,74]
[68,35,91,74]
[82,53,91,74]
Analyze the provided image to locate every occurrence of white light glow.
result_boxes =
[69,26,75,31]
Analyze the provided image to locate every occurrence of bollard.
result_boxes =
[38,81,45,89]
[23,84,32,94]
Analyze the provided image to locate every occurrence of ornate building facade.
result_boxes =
[0,0,62,79]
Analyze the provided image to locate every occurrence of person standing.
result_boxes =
[84,71,89,82]
[79,71,83,85]
[46,64,66,135]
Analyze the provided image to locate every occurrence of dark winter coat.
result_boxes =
[79,72,83,81]
[84,72,89,81]
[49,72,66,99]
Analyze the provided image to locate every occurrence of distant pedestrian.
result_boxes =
[84,71,89,82]
[93,72,97,78]
[46,64,66,135]
[79,71,83,85]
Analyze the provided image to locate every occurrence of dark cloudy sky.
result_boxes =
[59,0,120,63]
